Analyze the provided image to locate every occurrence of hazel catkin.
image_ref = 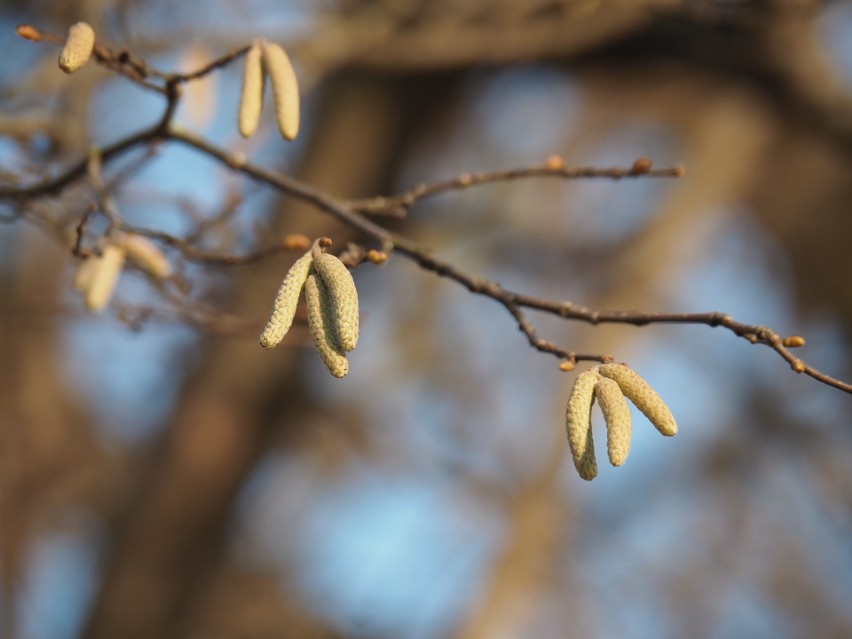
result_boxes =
[238,41,264,138]
[598,363,677,436]
[259,250,314,349]
[261,42,300,141]
[84,243,125,311]
[58,22,95,74]
[565,370,599,481]
[305,273,349,378]
[595,376,632,467]
[312,253,359,352]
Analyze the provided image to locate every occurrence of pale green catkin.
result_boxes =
[312,253,359,352]
[259,250,313,349]
[58,22,95,74]
[565,370,599,481]
[85,243,125,312]
[261,42,300,141]
[305,273,349,378]
[598,363,677,436]
[595,376,632,467]
[238,41,264,138]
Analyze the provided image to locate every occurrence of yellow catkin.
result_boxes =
[565,370,599,481]
[312,253,359,352]
[58,22,95,74]
[595,377,632,467]
[85,243,125,311]
[119,233,172,279]
[305,273,349,378]
[598,363,677,437]
[261,42,300,140]
[259,250,313,349]
[238,41,264,138]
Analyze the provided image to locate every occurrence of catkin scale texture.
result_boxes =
[598,363,677,436]
[595,377,632,466]
[262,42,300,140]
[259,251,313,349]
[565,370,598,481]
[85,243,125,311]
[305,273,349,378]
[312,253,359,352]
[58,22,95,73]
[238,42,264,138]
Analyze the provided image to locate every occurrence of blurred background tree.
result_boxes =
[1,1,851,638]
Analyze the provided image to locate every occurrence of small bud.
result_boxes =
[598,363,677,437]
[366,249,388,265]
[16,24,43,42]
[595,377,632,467]
[259,249,313,349]
[58,22,95,74]
[85,243,125,311]
[782,335,806,348]
[631,157,653,174]
[305,273,349,378]
[792,360,806,373]
[238,41,264,138]
[119,233,172,279]
[261,42,299,141]
[545,154,565,170]
[558,360,575,372]
[312,253,359,352]
[281,233,311,251]
[565,370,599,481]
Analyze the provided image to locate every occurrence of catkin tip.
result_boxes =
[58,22,95,74]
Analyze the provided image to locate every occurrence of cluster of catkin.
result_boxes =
[566,363,677,480]
[238,38,299,141]
[74,233,172,312]
[260,240,359,378]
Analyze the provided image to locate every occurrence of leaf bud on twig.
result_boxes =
[595,376,632,467]
[238,40,264,138]
[259,249,313,349]
[305,273,349,378]
[782,335,806,348]
[58,22,95,74]
[261,42,300,141]
[312,253,359,352]
[598,363,677,436]
[565,370,599,481]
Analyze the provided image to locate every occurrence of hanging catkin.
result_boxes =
[598,363,677,436]
[565,370,599,481]
[312,253,359,352]
[305,273,349,378]
[238,41,264,138]
[261,42,300,141]
[259,250,314,349]
[58,22,95,73]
